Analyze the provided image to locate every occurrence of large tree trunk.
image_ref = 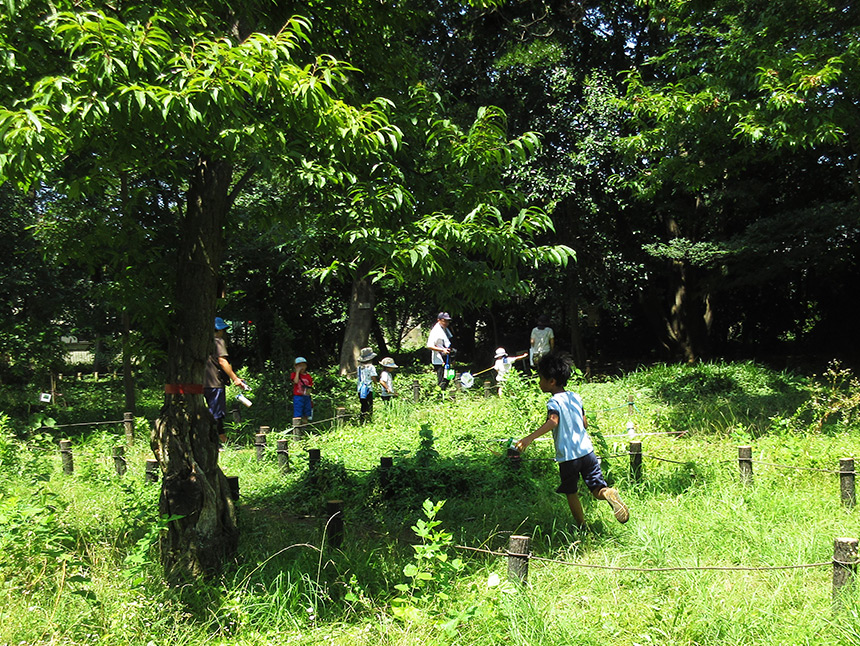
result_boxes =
[153,157,237,582]
[338,270,375,375]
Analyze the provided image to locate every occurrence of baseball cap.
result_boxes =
[214,317,229,330]
[437,312,452,320]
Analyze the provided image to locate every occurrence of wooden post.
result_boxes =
[123,411,135,445]
[840,458,855,509]
[145,459,159,483]
[232,408,242,424]
[255,428,268,462]
[507,535,530,584]
[738,446,753,486]
[454,372,462,392]
[833,537,859,610]
[226,475,240,501]
[627,394,635,415]
[112,446,127,477]
[412,380,421,403]
[277,439,290,473]
[484,380,493,398]
[629,441,643,482]
[380,456,393,491]
[59,439,74,474]
[292,417,303,438]
[308,448,321,479]
[326,500,344,548]
[507,445,521,468]
[336,407,346,430]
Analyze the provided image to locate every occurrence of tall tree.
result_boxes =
[0,2,397,579]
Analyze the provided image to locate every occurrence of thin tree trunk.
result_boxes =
[338,270,375,374]
[122,310,136,414]
[153,156,237,582]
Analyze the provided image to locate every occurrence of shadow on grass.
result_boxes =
[630,361,809,436]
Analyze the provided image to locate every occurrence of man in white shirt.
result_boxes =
[426,312,453,390]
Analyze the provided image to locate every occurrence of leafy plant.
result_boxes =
[793,361,860,433]
[391,499,464,622]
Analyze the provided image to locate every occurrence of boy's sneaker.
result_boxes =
[603,488,629,524]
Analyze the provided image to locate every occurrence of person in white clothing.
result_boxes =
[529,315,555,369]
[426,312,453,390]
[493,347,528,394]
[379,357,398,403]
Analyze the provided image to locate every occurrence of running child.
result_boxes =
[516,352,629,528]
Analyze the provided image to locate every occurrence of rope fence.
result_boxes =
[450,535,860,609]
[23,406,860,610]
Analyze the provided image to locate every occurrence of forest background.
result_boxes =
[2,3,860,641]
[3,0,858,391]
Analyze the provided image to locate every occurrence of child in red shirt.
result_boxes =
[291,357,314,426]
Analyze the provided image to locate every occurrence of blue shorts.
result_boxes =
[556,452,608,495]
[293,395,312,418]
[204,387,227,421]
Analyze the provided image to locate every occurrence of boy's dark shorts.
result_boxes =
[556,452,608,495]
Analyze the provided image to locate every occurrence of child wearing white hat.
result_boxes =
[379,357,399,403]
[493,347,528,395]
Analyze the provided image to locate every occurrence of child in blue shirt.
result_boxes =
[516,352,629,528]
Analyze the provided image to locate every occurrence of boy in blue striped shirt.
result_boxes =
[517,352,629,528]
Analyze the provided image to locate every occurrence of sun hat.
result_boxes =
[358,347,377,362]
[294,356,308,365]
[214,317,229,331]
[380,357,398,368]
[437,312,452,320]
[494,347,507,359]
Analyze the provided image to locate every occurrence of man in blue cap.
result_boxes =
[204,317,249,445]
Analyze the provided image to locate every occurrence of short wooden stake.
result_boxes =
[308,448,321,480]
[484,380,493,398]
[123,411,135,445]
[326,500,344,548]
[59,439,74,474]
[454,372,462,392]
[226,475,240,501]
[507,535,530,584]
[738,445,753,486]
[833,537,859,610]
[232,408,242,424]
[145,459,159,483]
[412,380,421,403]
[292,417,303,438]
[277,439,290,473]
[255,429,268,462]
[380,456,393,491]
[627,394,635,415]
[840,458,855,509]
[629,441,643,482]
[112,446,127,477]
[336,407,347,429]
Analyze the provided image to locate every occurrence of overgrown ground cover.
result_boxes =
[1,361,859,645]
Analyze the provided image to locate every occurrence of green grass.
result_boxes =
[0,361,859,645]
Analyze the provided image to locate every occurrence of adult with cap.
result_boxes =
[356,347,379,423]
[426,312,453,390]
[204,317,249,446]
